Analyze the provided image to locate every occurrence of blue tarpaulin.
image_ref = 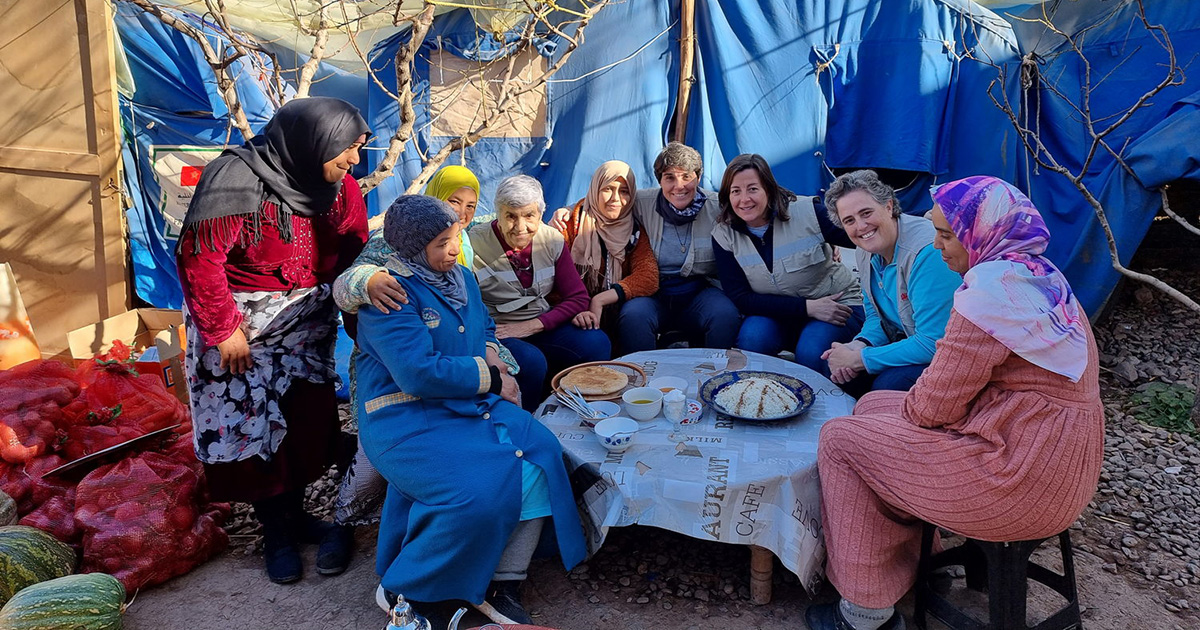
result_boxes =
[1008,0,1200,313]
[114,0,1200,322]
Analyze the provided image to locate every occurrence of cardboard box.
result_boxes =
[67,308,188,403]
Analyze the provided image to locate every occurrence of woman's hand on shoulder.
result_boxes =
[807,292,852,325]
[548,207,571,231]
[367,271,409,314]
[217,328,252,375]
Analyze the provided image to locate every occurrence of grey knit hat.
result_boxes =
[383,194,459,258]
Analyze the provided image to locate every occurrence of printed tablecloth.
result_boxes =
[535,348,855,593]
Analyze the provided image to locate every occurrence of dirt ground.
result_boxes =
[123,523,1195,630]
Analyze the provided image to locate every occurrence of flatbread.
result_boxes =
[561,366,628,395]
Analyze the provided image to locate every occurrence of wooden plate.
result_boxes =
[551,361,647,401]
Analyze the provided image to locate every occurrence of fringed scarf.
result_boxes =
[180,97,370,253]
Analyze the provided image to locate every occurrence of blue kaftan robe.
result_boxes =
[355,256,586,604]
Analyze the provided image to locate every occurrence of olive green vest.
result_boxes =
[468,222,565,323]
[855,213,936,341]
[711,197,861,305]
[633,187,720,279]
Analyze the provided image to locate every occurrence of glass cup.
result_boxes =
[664,392,688,443]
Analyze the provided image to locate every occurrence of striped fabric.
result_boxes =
[816,310,1104,608]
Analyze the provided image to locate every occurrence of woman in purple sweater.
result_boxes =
[467,175,610,409]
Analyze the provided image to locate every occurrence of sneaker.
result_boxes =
[803,602,906,630]
[316,524,355,576]
[376,584,399,613]
[474,580,533,625]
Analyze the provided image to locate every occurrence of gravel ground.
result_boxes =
[1079,268,1200,619]
[217,269,1200,624]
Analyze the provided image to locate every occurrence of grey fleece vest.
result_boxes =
[633,187,720,279]
[469,222,565,324]
[854,213,936,341]
[712,196,861,305]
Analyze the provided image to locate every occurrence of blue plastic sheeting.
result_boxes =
[113,0,1200,321]
[683,0,1021,215]
[116,4,278,308]
[363,2,676,218]
[1007,0,1200,313]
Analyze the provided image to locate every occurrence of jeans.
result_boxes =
[616,287,741,355]
[842,362,929,398]
[735,306,866,376]
[503,324,612,410]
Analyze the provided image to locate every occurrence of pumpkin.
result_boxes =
[0,526,77,606]
[0,573,125,630]
[0,489,15,526]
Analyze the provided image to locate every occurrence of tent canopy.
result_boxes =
[117,0,1200,315]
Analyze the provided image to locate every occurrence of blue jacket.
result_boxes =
[355,256,586,604]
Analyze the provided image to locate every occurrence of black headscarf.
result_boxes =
[181,97,370,250]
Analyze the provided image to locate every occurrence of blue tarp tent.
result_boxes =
[115,0,1200,321]
[1005,0,1200,313]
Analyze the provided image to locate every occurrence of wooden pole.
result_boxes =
[749,545,774,604]
[673,0,696,142]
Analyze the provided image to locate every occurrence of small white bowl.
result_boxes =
[578,400,621,428]
[594,417,639,453]
[622,387,663,422]
[649,376,689,395]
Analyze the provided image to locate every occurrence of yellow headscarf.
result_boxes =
[424,165,481,266]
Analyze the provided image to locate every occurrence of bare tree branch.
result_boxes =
[972,0,1198,314]
[122,0,256,141]
[1161,187,1200,238]
[292,0,331,98]
[359,1,437,194]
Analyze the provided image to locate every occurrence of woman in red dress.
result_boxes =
[176,97,369,584]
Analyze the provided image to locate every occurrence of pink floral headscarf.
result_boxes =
[931,176,1089,382]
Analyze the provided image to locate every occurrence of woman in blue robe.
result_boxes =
[355,195,586,628]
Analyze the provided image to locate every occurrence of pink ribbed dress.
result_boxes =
[816,309,1104,608]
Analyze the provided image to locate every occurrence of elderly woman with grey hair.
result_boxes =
[469,174,610,409]
[819,169,962,394]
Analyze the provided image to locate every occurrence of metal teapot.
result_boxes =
[384,594,466,630]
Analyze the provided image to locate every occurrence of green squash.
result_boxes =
[0,526,77,606]
[0,490,15,526]
[0,573,125,630]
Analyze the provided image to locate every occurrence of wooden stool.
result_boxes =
[914,523,1083,630]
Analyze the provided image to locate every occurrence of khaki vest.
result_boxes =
[469,222,565,323]
[854,214,936,341]
[633,187,720,279]
[711,197,861,304]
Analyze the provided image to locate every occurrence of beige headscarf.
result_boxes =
[571,161,638,293]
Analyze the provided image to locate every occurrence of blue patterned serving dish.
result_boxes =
[699,370,815,422]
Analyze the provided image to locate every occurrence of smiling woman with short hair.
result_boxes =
[820,169,962,394]
[468,175,610,408]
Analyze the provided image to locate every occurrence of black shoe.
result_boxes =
[804,602,906,630]
[290,512,336,545]
[410,600,467,630]
[475,580,533,625]
[263,539,302,584]
[316,524,355,575]
[256,495,303,584]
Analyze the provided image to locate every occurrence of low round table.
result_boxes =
[535,348,855,603]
